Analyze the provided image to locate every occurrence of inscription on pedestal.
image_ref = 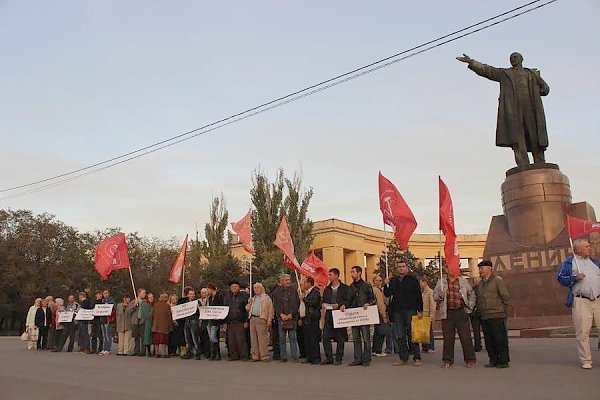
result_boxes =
[489,247,571,274]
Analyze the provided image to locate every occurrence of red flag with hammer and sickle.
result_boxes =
[94,233,131,280]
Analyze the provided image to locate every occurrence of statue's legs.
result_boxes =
[532,147,545,164]
[512,134,530,166]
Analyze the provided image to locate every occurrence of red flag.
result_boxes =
[168,234,188,283]
[378,172,418,249]
[299,251,329,287]
[231,210,255,254]
[274,216,300,270]
[94,233,131,280]
[439,177,460,277]
[567,215,600,239]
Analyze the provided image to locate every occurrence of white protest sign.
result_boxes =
[332,305,380,328]
[57,311,74,323]
[199,306,229,320]
[74,308,95,321]
[93,304,114,316]
[171,300,199,320]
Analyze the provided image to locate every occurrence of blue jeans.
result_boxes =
[101,323,113,353]
[352,325,371,364]
[207,324,219,344]
[392,310,421,361]
[184,319,201,355]
[277,317,299,359]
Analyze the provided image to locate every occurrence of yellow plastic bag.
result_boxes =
[411,315,431,343]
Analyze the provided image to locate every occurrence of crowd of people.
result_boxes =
[21,238,600,370]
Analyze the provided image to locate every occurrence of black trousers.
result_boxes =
[297,323,306,358]
[132,323,144,355]
[481,318,509,365]
[442,309,476,364]
[37,326,48,349]
[322,312,346,362]
[77,322,90,351]
[303,318,321,363]
[271,317,280,359]
[470,313,482,351]
[227,322,248,360]
[90,323,103,353]
[63,323,77,351]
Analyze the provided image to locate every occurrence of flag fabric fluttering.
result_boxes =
[231,209,255,254]
[567,215,600,239]
[94,233,131,280]
[168,234,188,284]
[439,177,460,278]
[299,251,329,287]
[378,172,418,249]
[274,216,301,270]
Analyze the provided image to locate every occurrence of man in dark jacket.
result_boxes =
[90,290,104,354]
[272,273,301,362]
[321,268,351,365]
[77,292,92,353]
[300,276,321,365]
[478,260,511,368]
[224,280,249,361]
[384,261,423,366]
[206,283,223,360]
[348,266,376,366]
[180,287,201,360]
[35,298,52,350]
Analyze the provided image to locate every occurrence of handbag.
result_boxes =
[20,332,29,341]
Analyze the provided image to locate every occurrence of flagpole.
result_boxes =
[249,257,253,296]
[383,223,389,278]
[569,237,582,274]
[181,262,185,298]
[128,266,137,302]
[438,230,444,282]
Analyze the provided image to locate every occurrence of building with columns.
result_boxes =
[231,218,487,285]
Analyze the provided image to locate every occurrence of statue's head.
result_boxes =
[510,52,523,67]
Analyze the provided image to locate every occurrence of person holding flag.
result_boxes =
[557,234,600,370]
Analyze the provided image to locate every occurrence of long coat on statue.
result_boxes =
[468,60,549,150]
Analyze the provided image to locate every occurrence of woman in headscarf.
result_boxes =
[142,292,154,356]
[25,298,42,350]
[151,293,173,358]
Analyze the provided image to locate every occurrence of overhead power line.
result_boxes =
[0,0,558,200]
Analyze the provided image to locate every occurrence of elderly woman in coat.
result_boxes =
[246,282,274,362]
[151,292,172,358]
[25,298,42,350]
[116,294,134,355]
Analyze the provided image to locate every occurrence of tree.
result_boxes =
[250,168,314,289]
[202,193,231,263]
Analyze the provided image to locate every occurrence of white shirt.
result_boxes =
[572,256,600,299]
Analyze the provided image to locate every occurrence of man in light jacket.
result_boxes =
[420,277,436,353]
[434,268,476,368]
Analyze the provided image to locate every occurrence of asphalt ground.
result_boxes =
[0,337,598,400]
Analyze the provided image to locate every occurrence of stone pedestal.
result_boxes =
[484,164,598,327]
[502,164,571,247]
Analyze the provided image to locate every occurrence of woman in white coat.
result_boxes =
[25,298,42,350]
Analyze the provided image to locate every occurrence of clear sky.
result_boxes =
[1,0,598,241]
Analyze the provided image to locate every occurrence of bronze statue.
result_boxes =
[457,52,549,166]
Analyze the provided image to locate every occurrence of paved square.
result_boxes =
[0,338,598,400]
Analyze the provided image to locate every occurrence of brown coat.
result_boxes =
[151,300,172,334]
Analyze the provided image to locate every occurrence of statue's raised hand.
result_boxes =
[456,53,471,63]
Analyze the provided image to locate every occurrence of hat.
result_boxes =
[477,260,493,268]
